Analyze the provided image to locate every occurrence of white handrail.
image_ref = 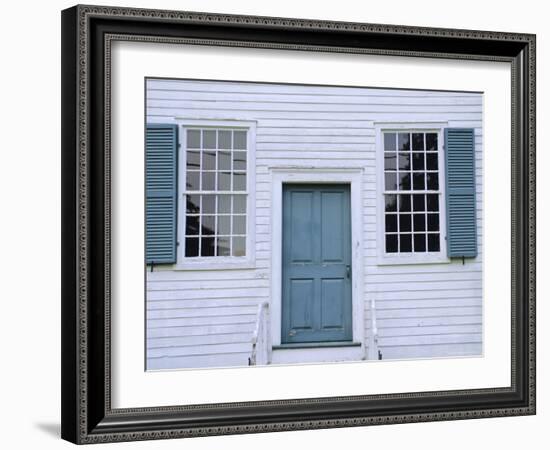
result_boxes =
[249,302,270,366]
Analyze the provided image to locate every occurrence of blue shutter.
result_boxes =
[444,128,477,258]
[146,124,178,264]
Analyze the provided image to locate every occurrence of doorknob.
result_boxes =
[346,265,351,279]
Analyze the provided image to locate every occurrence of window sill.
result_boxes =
[273,341,361,350]
[171,260,256,271]
[377,254,451,266]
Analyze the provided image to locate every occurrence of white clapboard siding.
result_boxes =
[146,78,483,369]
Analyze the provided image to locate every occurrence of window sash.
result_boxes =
[381,130,444,257]
[181,126,251,261]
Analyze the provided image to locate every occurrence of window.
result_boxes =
[382,130,443,256]
[183,127,250,259]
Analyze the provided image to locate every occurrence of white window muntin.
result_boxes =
[376,126,449,265]
[176,120,256,269]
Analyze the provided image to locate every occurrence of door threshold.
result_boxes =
[271,343,365,365]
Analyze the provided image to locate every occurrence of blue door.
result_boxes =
[282,184,352,344]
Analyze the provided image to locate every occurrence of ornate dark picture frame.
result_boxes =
[61,4,536,444]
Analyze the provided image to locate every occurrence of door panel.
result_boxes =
[289,279,314,330]
[282,184,352,344]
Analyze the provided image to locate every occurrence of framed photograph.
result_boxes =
[61,4,536,444]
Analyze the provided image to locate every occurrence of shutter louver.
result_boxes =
[444,128,477,258]
[146,124,178,264]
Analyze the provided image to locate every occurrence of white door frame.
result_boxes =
[269,167,365,356]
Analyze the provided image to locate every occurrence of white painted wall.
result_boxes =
[145,78,483,370]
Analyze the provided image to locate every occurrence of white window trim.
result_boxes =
[269,167,365,359]
[174,120,257,271]
[375,123,451,265]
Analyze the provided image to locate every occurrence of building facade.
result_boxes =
[145,78,483,370]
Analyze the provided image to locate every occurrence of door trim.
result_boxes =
[270,168,365,358]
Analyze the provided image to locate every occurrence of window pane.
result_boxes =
[232,236,246,256]
[412,133,424,150]
[185,237,199,257]
[384,155,396,171]
[412,153,424,170]
[216,236,231,256]
[233,131,247,150]
[398,194,411,212]
[185,215,199,236]
[385,214,397,232]
[233,151,247,171]
[186,172,200,191]
[399,214,412,232]
[426,173,439,190]
[202,172,215,191]
[427,194,439,211]
[414,233,426,252]
[428,234,440,252]
[201,215,215,235]
[218,130,232,149]
[203,130,216,149]
[187,130,200,148]
[202,151,216,170]
[201,237,215,256]
[218,172,231,191]
[217,215,231,235]
[413,173,425,190]
[384,133,396,151]
[427,213,439,231]
[218,195,231,214]
[426,153,438,170]
[201,194,215,214]
[186,151,200,170]
[182,127,249,260]
[426,133,438,151]
[232,215,247,235]
[386,234,398,253]
[398,172,411,191]
[398,153,410,170]
[186,194,200,214]
[400,234,412,252]
[233,172,247,191]
[385,194,397,212]
[385,172,397,190]
[413,194,425,212]
[398,133,410,151]
[233,195,247,214]
[218,151,231,171]
[413,214,425,231]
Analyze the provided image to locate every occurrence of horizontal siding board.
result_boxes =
[372,298,481,309]
[147,99,482,113]
[148,323,254,337]
[380,333,482,347]
[147,108,481,122]
[147,314,256,330]
[367,306,482,319]
[374,315,483,328]
[148,342,252,358]
[147,332,253,349]
[379,343,482,360]
[145,79,483,369]
[148,354,249,370]
[148,90,482,105]
[146,79,478,96]
[376,324,481,337]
